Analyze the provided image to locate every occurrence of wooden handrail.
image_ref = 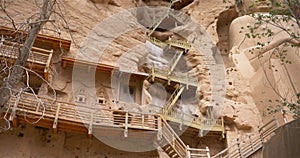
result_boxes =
[212,117,280,158]
[160,117,188,158]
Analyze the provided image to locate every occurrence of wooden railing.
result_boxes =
[165,39,191,50]
[212,117,279,158]
[6,93,160,137]
[5,92,286,158]
[147,36,191,50]
[5,92,214,158]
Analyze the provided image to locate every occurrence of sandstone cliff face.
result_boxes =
[0,0,271,156]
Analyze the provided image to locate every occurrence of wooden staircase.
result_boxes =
[163,85,185,114]
[168,50,184,76]
[212,116,281,158]
[158,117,188,158]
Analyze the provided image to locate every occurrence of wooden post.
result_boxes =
[157,116,162,140]
[236,138,243,158]
[44,49,53,81]
[206,146,211,158]
[124,111,128,138]
[151,66,155,82]
[142,114,144,128]
[249,135,254,152]
[88,111,94,139]
[221,116,225,138]
[53,103,61,134]
[187,145,191,158]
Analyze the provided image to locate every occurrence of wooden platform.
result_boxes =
[149,67,198,87]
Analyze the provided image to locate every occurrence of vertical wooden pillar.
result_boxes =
[53,103,61,134]
[124,111,128,138]
[206,146,211,158]
[186,145,191,158]
[88,111,94,139]
[157,116,162,140]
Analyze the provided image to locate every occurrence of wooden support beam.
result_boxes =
[53,103,61,134]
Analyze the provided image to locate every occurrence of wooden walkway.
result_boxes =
[4,92,284,158]
[4,92,214,158]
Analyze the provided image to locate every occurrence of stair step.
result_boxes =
[164,145,172,152]
[168,149,175,155]
[171,153,178,158]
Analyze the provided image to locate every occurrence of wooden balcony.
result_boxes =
[0,41,53,81]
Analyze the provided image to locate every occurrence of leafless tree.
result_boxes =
[0,0,70,130]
